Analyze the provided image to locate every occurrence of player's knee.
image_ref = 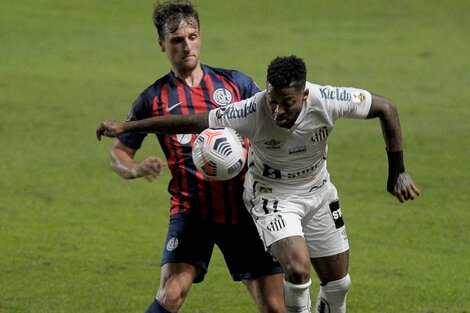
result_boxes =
[156,285,189,311]
[283,261,311,284]
[261,298,288,313]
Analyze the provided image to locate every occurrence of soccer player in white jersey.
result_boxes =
[96,55,420,313]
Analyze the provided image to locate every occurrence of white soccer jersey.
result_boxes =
[208,81,372,194]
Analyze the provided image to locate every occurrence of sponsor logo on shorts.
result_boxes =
[329,201,344,229]
[267,214,286,232]
[166,237,179,251]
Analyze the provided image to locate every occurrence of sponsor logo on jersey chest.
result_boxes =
[264,139,281,149]
[288,146,307,154]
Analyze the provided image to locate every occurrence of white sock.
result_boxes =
[314,274,351,313]
[284,278,312,313]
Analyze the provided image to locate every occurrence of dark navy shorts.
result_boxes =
[161,212,283,283]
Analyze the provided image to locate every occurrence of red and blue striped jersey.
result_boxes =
[118,64,260,224]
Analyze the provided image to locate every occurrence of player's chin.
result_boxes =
[182,56,197,66]
[274,118,292,128]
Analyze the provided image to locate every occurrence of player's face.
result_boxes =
[267,85,309,128]
[159,18,201,75]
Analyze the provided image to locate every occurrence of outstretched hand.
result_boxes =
[96,120,125,141]
[392,172,420,202]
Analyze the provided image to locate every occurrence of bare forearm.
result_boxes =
[110,145,139,179]
[124,113,209,134]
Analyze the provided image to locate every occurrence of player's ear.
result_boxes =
[158,37,165,52]
[302,88,309,101]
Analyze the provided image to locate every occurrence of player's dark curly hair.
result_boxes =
[153,0,200,40]
[267,55,307,90]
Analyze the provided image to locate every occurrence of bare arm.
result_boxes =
[110,140,166,181]
[366,94,402,152]
[96,112,210,140]
[367,94,420,202]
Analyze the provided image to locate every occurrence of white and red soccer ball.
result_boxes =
[192,127,247,181]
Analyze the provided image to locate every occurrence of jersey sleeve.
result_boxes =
[117,93,152,150]
[314,85,372,121]
[208,94,260,139]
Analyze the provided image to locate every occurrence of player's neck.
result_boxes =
[174,64,204,87]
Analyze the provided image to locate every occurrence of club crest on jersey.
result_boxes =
[212,88,233,107]
[311,127,329,143]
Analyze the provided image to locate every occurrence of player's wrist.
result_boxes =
[123,121,133,133]
[130,165,140,178]
[386,150,405,194]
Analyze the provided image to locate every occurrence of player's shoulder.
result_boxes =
[136,73,172,100]
[306,81,325,93]
[203,64,255,84]
[305,81,325,101]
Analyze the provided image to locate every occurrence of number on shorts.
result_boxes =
[261,198,279,214]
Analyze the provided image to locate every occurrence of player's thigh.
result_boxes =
[245,192,305,250]
[215,221,283,281]
[302,183,349,259]
[161,214,215,283]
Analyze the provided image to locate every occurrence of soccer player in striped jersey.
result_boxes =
[103,1,285,313]
[97,55,420,313]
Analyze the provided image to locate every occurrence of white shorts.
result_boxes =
[243,181,349,258]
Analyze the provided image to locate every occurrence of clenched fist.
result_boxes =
[96,120,125,140]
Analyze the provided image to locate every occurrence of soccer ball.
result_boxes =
[192,127,247,181]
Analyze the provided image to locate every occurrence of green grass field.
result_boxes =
[1,0,469,312]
